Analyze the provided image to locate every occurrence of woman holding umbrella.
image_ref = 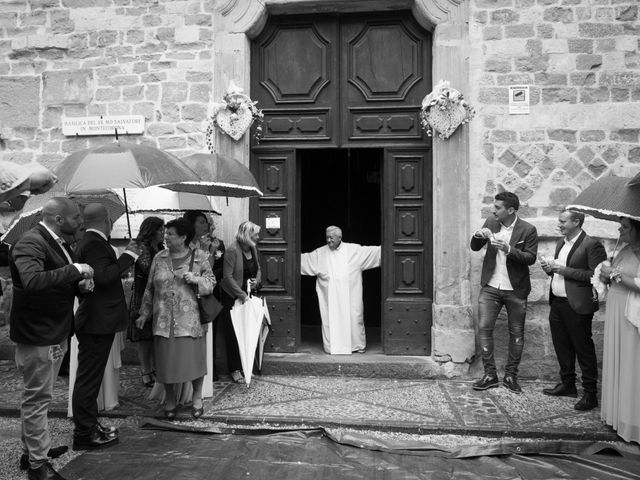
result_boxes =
[127,216,165,387]
[220,221,261,383]
[135,218,215,418]
[598,217,640,444]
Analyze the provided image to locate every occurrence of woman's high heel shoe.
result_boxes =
[141,371,155,388]
[164,407,178,420]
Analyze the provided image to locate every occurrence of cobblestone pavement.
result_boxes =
[0,360,617,440]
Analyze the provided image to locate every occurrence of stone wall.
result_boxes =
[0,0,217,228]
[467,0,639,378]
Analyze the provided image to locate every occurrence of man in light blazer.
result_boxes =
[470,191,538,394]
[541,210,607,411]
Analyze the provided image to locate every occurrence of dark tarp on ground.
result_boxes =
[60,420,640,480]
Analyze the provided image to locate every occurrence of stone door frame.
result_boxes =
[213,0,474,363]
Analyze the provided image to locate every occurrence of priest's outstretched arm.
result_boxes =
[358,245,381,271]
[301,249,329,281]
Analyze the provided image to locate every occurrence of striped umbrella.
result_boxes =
[566,175,640,223]
[1,190,125,245]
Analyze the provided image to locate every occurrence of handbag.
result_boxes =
[189,250,223,324]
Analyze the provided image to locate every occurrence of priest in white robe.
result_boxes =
[300,226,381,354]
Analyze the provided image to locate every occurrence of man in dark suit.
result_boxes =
[541,210,607,411]
[10,198,94,480]
[71,204,139,450]
[470,191,538,394]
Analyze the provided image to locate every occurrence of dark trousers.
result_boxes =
[478,286,527,377]
[549,296,598,393]
[72,332,115,436]
[220,307,242,373]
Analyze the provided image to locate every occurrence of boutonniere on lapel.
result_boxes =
[206,81,264,145]
[420,80,476,140]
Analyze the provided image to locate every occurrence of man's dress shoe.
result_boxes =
[27,462,66,480]
[97,422,118,437]
[20,446,68,471]
[574,392,598,411]
[542,383,578,397]
[72,429,119,451]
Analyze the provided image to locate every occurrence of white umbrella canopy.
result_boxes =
[230,294,268,387]
[122,186,221,215]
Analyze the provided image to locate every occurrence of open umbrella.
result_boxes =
[52,141,208,236]
[230,283,270,387]
[54,142,202,192]
[163,153,263,198]
[566,175,640,222]
[123,186,221,215]
[1,190,125,245]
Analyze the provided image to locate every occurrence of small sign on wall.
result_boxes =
[62,115,145,136]
[508,86,530,115]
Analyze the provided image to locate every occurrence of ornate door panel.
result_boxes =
[250,149,298,352]
[383,148,432,355]
[251,17,339,145]
[341,16,431,145]
[251,13,432,355]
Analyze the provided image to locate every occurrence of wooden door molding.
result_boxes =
[384,148,433,355]
[250,149,299,352]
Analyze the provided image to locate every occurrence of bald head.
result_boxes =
[82,203,111,235]
[42,197,82,236]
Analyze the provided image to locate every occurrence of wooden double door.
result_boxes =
[250,12,433,355]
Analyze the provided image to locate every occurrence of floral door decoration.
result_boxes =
[420,80,476,140]
[206,81,264,148]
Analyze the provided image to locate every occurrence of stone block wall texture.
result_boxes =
[0,0,214,177]
[468,0,639,378]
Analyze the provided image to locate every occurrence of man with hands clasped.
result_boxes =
[540,210,607,411]
[9,198,94,480]
[470,192,538,394]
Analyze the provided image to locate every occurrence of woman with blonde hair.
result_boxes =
[220,221,262,383]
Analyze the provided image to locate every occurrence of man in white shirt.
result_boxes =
[470,192,538,394]
[540,210,607,411]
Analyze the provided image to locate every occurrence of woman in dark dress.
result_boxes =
[220,221,261,383]
[127,216,165,387]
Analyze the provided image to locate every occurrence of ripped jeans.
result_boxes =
[478,286,527,378]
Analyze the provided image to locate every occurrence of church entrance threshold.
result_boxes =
[299,148,382,353]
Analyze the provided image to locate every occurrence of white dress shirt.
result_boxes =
[551,230,581,298]
[487,218,517,291]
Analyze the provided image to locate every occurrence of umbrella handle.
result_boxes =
[610,235,621,262]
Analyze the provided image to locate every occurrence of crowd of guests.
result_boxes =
[6,195,262,480]
[4,178,640,479]
[470,191,640,445]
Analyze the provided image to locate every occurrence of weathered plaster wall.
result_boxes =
[467,0,639,378]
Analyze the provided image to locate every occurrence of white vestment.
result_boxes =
[301,242,381,354]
